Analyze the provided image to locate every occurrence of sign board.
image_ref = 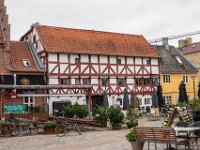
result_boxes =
[11,93,18,99]
[4,104,27,114]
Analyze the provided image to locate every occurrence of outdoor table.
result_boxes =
[173,127,200,135]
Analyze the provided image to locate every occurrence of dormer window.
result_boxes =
[175,56,182,64]
[22,59,31,68]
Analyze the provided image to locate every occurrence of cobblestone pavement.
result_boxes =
[0,117,182,150]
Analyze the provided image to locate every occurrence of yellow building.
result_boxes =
[154,45,198,105]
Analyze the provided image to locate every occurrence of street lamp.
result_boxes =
[191,75,196,99]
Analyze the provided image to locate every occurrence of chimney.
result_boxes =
[185,37,192,46]
[162,37,169,50]
[178,39,186,49]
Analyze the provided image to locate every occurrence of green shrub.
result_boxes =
[126,121,138,128]
[108,105,124,123]
[126,130,136,141]
[93,106,108,123]
[0,122,12,127]
[63,103,88,118]
[44,122,57,128]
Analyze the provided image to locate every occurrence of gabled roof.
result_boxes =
[153,45,198,74]
[181,42,200,55]
[9,41,44,73]
[34,25,160,58]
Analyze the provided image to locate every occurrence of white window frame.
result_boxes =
[183,75,188,83]
[23,90,35,107]
[22,59,31,68]
[163,75,170,83]
[144,98,150,105]
[164,96,172,105]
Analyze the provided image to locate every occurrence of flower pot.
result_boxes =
[130,141,137,150]
[44,127,55,134]
[112,123,122,130]
[192,111,200,122]
[130,141,144,150]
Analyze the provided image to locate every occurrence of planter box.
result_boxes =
[112,123,122,130]
[44,127,55,134]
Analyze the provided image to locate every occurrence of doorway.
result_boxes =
[92,95,103,114]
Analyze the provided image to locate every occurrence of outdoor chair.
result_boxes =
[174,121,189,139]
[189,121,200,150]
[152,127,190,150]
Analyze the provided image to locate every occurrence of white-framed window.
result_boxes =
[82,78,90,84]
[146,59,151,65]
[22,59,31,68]
[144,98,151,105]
[163,75,170,83]
[117,58,121,64]
[23,90,35,107]
[75,78,80,84]
[163,96,172,105]
[183,75,188,83]
[144,78,150,85]
[60,78,70,85]
[135,78,142,85]
[117,98,122,105]
[117,78,126,86]
[75,58,80,64]
[101,78,108,86]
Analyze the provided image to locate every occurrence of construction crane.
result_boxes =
[148,30,200,44]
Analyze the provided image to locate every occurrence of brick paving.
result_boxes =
[0,116,186,150]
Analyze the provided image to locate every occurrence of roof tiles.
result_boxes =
[36,25,160,58]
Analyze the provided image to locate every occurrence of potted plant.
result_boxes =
[93,106,108,127]
[108,105,124,130]
[126,130,144,150]
[126,104,138,128]
[43,122,57,134]
[126,130,137,149]
[0,122,13,135]
[188,98,200,121]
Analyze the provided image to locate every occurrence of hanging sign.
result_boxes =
[11,93,18,99]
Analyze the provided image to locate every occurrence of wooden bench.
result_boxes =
[134,127,190,150]
[66,118,103,130]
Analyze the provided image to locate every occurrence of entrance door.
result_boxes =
[92,95,103,114]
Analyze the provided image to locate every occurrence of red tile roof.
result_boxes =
[36,25,160,58]
[9,41,40,72]
[181,42,200,55]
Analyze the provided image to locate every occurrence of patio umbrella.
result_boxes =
[157,85,164,108]
[103,90,109,107]
[130,91,139,108]
[198,82,200,98]
[178,81,188,103]
[123,88,130,110]
[152,88,158,108]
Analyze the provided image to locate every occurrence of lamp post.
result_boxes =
[191,75,196,99]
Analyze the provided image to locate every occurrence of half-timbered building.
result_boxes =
[21,24,161,114]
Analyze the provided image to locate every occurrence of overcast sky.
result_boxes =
[5,0,200,46]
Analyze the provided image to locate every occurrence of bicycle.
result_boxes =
[55,115,81,137]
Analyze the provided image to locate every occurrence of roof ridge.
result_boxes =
[36,24,143,37]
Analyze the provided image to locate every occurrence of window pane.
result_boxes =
[117,78,125,86]
[144,78,150,85]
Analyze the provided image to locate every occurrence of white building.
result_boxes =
[21,24,161,115]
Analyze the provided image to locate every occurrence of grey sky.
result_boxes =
[5,0,200,45]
